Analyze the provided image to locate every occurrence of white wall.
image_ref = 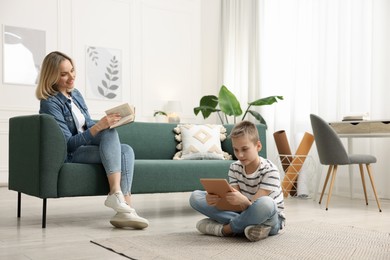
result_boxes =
[0,0,221,184]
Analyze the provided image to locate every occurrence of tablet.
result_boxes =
[200,178,243,212]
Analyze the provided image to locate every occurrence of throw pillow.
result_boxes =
[173,124,232,160]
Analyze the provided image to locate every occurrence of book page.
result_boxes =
[105,103,135,128]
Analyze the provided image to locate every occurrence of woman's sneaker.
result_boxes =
[244,225,271,242]
[196,218,224,237]
[110,211,149,229]
[104,191,133,213]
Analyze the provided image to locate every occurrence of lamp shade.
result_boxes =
[166,101,182,113]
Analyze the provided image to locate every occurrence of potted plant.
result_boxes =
[193,85,283,128]
[153,110,168,123]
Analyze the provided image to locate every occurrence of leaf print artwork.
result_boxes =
[86,46,122,100]
[98,56,120,99]
[87,47,99,66]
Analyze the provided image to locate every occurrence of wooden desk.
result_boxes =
[329,120,390,198]
[330,120,390,136]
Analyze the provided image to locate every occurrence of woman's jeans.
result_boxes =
[70,128,135,195]
[189,190,283,235]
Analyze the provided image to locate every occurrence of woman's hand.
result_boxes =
[90,113,122,136]
[100,113,122,129]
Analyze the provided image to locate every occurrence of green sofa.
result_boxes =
[8,114,267,228]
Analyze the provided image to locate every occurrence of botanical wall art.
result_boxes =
[3,25,46,85]
[86,46,122,100]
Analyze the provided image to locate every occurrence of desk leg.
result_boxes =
[348,137,353,198]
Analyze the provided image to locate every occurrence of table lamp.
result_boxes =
[166,101,182,123]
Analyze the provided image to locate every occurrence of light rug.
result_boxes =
[91,221,390,260]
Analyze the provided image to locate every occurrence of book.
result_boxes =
[105,103,135,129]
[342,113,369,122]
[200,178,243,212]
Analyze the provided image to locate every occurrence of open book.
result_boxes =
[105,103,135,129]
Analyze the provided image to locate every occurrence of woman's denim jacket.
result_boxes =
[39,88,96,161]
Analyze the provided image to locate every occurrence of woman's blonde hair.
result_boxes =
[35,51,74,100]
[229,120,260,145]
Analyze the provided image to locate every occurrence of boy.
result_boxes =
[189,121,285,242]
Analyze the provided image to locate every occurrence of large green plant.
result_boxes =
[194,85,283,128]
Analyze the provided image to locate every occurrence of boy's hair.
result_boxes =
[229,121,260,144]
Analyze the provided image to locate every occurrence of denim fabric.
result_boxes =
[189,190,282,235]
[39,88,96,158]
[39,88,135,194]
[70,129,134,194]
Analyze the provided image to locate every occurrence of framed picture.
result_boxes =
[2,25,45,85]
[86,46,122,100]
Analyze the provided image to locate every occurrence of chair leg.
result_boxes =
[17,192,21,218]
[359,164,368,205]
[17,193,48,227]
[365,164,382,212]
[325,165,338,210]
[42,199,47,228]
[319,165,333,205]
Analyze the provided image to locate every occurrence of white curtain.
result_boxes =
[221,0,390,199]
[219,0,260,110]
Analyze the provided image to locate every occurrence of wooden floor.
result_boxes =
[1,186,389,260]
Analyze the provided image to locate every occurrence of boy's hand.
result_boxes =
[205,193,221,206]
[225,188,251,208]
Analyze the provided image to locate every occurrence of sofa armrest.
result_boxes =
[9,114,67,198]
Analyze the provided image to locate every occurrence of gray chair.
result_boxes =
[310,114,382,212]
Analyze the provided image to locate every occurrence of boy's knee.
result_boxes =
[257,195,274,204]
[253,196,276,211]
[189,190,199,203]
[189,190,204,208]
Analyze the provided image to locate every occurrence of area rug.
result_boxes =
[91,222,390,259]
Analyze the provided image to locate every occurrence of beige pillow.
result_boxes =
[173,124,232,160]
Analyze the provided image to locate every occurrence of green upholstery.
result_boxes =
[9,114,66,198]
[116,122,178,159]
[132,160,233,193]
[8,114,267,227]
[115,122,267,160]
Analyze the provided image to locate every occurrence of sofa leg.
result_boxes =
[42,199,47,228]
[17,192,21,218]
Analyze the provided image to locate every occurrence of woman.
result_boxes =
[35,51,148,229]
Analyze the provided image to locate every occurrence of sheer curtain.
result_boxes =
[219,0,260,107]
[220,0,390,199]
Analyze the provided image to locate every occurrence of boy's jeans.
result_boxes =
[189,190,282,235]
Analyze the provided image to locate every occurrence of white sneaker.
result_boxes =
[110,211,149,229]
[196,218,224,237]
[104,191,133,213]
[244,225,271,242]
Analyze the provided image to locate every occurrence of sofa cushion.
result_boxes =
[173,124,231,160]
[132,160,233,193]
[116,122,178,159]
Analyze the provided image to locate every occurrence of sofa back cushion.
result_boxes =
[116,122,267,160]
[116,122,178,159]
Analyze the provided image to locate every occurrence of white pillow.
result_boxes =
[173,124,232,160]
